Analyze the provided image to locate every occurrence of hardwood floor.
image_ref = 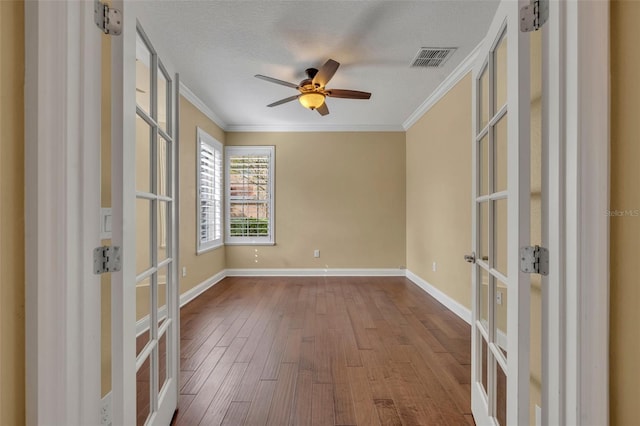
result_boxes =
[169,276,475,426]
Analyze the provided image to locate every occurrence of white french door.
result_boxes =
[470,0,532,425]
[110,1,180,424]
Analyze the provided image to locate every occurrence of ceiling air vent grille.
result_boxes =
[410,47,457,68]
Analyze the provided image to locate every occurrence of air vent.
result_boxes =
[410,47,457,68]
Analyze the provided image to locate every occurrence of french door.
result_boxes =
[110,1,180,424]
[470,0,532,425]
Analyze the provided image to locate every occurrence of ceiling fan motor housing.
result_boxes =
[305,67,319,80]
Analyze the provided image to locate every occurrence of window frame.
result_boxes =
[196,127,224,254]
[225,145,275,245]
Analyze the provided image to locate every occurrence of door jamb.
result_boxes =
[545,0,610,424]
[24,1,102,424]
[564,0,610,424]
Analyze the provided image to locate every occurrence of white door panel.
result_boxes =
[111,1,179,424]
[471,0,531,424]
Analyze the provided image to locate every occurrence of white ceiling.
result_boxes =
[137,1,499,131]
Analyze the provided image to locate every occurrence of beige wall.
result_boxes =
[101,34,113,396]
[225,131,406,269]
[179,97,226,293]
[528,29,542,424]
[0,1,25,423]
[406,74,472,308]
[610,2,640,424]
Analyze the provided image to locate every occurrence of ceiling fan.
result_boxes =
[255,59,372,116]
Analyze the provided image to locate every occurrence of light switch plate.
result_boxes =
[100,208,112,240]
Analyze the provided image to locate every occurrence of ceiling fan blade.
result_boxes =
[267,95,300,107]
[326,89,372,100]
[316,103,330,116]
[312,59,340,87]
[255,74,299,89]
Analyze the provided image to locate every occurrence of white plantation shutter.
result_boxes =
[197,128,223,252]
[225,146,275,245]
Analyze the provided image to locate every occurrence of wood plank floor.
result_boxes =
[169,276,475,426]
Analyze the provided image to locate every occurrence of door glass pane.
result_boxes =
[136,35,152,116]
[495,34,508,113]
[494,113,508,193]
[137,355,151,426]
[136,276,151,357]
[494,199,508,276]
[480,268,490,327]
[496,279,508,359]
[158,201,169,262]
[479,66,489,131]
[157,136,169,197]
[479,134,489,196]
[157,265,168,330]
[158,65,169,133]
[158,331,168,395]
[136,116,152,193]
[136,198,152,274]
[496,363,507,426]
[479,202,489,263]
[481,336,489,396]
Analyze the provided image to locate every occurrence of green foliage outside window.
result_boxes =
[229,218,269,236]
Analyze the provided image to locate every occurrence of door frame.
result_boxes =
[546,0,610,424]
[24,0,609,424]
[24,0,102,424]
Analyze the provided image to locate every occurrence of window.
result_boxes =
[225,146,275,245]
[197,128,223,252]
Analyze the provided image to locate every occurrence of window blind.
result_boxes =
[197,129,223,251]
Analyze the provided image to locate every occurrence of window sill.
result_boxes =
[197,242,224,255]
[224,241,275,246]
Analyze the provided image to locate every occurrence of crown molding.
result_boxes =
[225,124,405,133]
[402,39,484,131]
[179,82,228,131]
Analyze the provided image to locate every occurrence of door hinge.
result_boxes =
[94,0,122,36]
[94,246,122,274]
[519,245,549,276]
[520,0,549,32]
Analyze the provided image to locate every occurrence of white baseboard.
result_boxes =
[135,270,227,336]
[180,270,227,306]
[405,270,472,325]
[225,268,406,277]
[135,306,168,337]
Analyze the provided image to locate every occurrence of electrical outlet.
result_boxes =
[182,266,187,277]
[314,249,320,258]
[432,262,437,272]
[497,291,503,305]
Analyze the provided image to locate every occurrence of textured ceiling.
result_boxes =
[137,1,499,130]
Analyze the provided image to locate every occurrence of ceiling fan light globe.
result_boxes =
[298,92,326,110]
